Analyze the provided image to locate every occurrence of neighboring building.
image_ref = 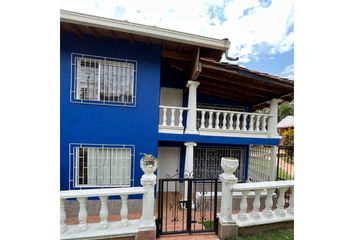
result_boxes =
[60,10,294,191]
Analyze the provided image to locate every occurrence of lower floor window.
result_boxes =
[74,145,133,187]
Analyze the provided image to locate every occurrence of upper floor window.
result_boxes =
[71,53,137,106]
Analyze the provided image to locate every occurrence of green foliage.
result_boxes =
[255,101,294,122]
[282,128,294,146]
[278,102,294,122]
[199,220,214,230]
[223,228,294,240]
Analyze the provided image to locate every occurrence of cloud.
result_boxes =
[280,64,294,80]
[60,0,294,64]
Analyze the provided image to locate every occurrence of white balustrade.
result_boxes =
[219,160,294,228]
[77,197,88,231]
[120,195,128,226]
[215,112,220,129]
[222,113,227,130]
[263,188,275,218]
[196,108,273,137]
[159,105,189,134]
[60,159,157,240]
[201,110,206,128]
[241,114,248,131]
[208,111,213,129]
[251,190,262,220]
[287,187,294,216]
[60,198,67,233]
[99,196,109,229]
[238,190,249,221]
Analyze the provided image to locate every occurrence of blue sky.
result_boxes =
[61,0,294,79]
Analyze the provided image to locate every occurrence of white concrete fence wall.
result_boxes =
[219,157,294,236]
[60,162,157,240]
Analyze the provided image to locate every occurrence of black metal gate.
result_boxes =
[156,177,219,236]
[277,146,294,180]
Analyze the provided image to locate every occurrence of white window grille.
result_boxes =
[70,144,134,188]
[71,53,137,106]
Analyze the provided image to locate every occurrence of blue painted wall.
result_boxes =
[60,33,161,190]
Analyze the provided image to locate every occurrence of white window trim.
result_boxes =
[69,143,135,190]
[70,53,138,107]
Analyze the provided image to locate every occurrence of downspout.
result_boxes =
[224,48,239,61]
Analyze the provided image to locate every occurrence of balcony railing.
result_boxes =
[197,108,273,137]
[158,105,275,138]
[158,105,189,134]
[60,162,157,239]
[60,188,145,239]
[219,158,294,229]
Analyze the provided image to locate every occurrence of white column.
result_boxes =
[140,162,157,228]
[270,146,278,181]
[184,142,197,200]
[185,80,200,134]
[184,142,197,177]
[219,158,238,223]
[269,99,281,137]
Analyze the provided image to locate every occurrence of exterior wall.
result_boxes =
[60,33,161,190]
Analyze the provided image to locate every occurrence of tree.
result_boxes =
[278,101,294,122]
[256,101,294,122]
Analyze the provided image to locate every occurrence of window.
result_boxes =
[71,54,137,106]
[73,145,133,187]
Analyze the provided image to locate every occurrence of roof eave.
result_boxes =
[60,10,231,51]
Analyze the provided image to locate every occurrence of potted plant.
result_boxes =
[140,153,158,175]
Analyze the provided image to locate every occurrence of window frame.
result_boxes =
[70,53,138,107]
[69,143,135,189]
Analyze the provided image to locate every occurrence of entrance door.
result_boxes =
[157,147,180,191]
[156,178,219,236]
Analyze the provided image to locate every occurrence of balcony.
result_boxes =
[158,80,281,139]
[158,105,276,138]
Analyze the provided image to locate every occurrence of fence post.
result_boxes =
[219,157,239,222]
[138,158,158,240]
[218,158,239,239]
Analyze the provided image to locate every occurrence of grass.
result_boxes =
[199,220,214,230]
[224,228,294,240]
[277,167,293,180]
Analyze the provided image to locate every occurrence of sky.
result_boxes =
[61,0,294,80]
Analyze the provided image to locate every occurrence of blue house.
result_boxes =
[60,10,294,192]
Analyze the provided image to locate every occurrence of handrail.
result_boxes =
[159,105,189,110]
[232,180,294,191]
[197,108,274,117]
[60,187,145,199]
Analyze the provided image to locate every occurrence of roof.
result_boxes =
[197,58,294,108]
[60,10,294,108]
[277,116,294,128]
[60,10,230,60]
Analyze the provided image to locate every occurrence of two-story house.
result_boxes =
[60,10,294,193]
